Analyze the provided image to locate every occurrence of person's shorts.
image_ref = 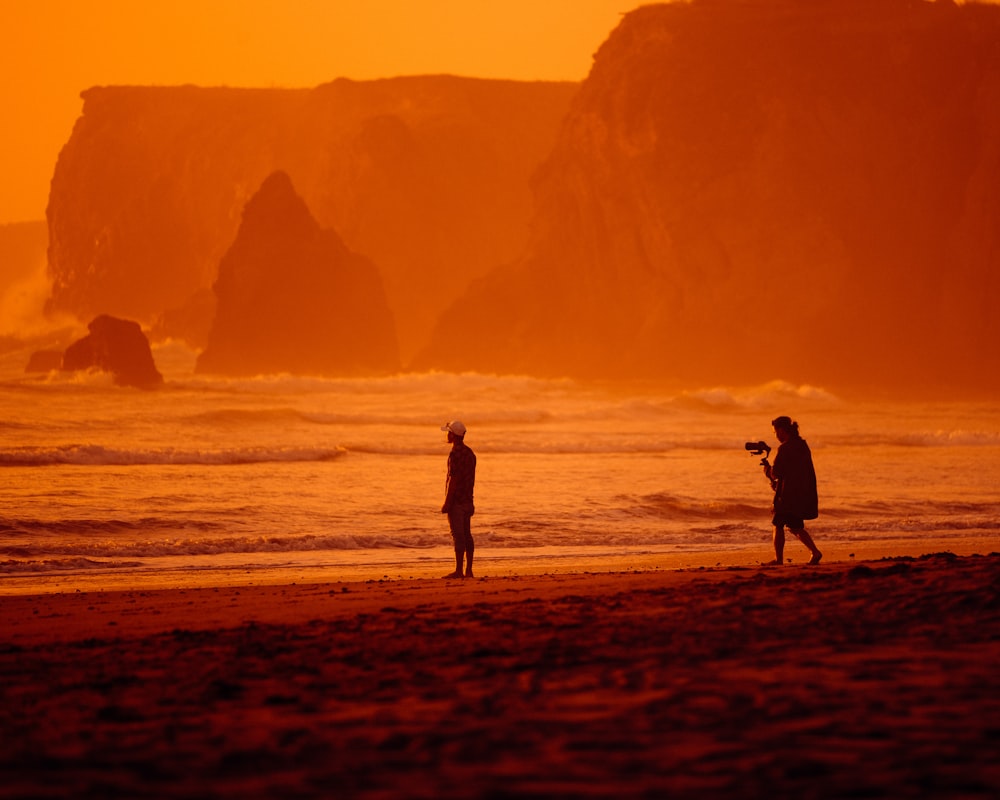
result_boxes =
[447,506,474,540]
[772,511,805,530]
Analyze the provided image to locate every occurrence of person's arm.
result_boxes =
[766,448,783,491]
[441,454,453,513]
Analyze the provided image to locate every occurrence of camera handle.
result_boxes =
[760,456,777,490]
[745,442,776,489]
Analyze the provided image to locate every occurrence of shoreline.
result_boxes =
[1,532,995,598]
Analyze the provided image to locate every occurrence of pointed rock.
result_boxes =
[196,171,400,376]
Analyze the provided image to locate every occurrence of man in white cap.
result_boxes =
[440,420,476,578]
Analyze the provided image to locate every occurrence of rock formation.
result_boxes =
[45,77,577,361]
[417,0,1000,396]
[25,350,62,373]
[195,171,398,377]
[61,314,163,388]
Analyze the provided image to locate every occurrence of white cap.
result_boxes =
[441,420,467,437]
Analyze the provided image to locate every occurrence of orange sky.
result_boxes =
[1,0,639,225]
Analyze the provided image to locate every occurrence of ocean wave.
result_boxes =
[0,444,347,467]
[819,430,1000,449]
[4,431,987,468]
[181,405,554,430]
[604,493,1000,530]
[2,514,996,565]
[145,371,842,417]
[1,532,442,561]
[0,517,227,537]
[893,430,1000,447]
[676,380,842,410]
[617,493,765,520]
[166,370,574,396]
[0,557,144,574]
[183,406,313,426]
[1,433,989,468]
[343,440,709,457]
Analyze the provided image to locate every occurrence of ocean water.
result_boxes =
[1,342,998,592]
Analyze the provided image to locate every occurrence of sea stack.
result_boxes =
[196,171,400,377]
[61,315,164,389]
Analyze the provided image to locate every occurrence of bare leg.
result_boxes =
[792,528,822,564]
[771,526,785,565]
[464,536,474,578]
[444,512,466,578]
[443,544,464,579]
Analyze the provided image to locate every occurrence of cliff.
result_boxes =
[417,0,1000,395]
[195,171,398,377]
[46,77,578,361]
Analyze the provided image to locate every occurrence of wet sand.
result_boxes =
[1,550,998,798]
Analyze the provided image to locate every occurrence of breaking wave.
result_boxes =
[0,557,145,574]
[0,531,440,565]
[0,444,347,467]
[676,380,843,410]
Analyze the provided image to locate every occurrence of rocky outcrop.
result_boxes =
[45,77,577,361]
[195,171,398,377]
[24,350,63,373]
[417,0,1000,396]
[61,314,163,388]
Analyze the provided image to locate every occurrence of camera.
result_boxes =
[744,441,771,457]
[745,440,773,475]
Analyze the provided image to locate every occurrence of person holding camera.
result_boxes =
[764,416,822,565]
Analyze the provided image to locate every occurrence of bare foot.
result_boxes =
[763,559,781,567]
[464,571,474,578]
[809,552,823,565]
[442,571,463,579]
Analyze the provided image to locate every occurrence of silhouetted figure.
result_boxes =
[764,416,822,565]
[441,420,476,578]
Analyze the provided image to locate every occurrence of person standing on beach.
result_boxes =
[764,415,822,565]
[441,420,476,579]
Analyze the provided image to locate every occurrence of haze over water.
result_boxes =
[2,343,997,594]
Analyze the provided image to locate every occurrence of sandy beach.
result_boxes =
[2,549,998,798]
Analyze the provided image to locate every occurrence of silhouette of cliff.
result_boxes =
[195,171,398,377]
[46,77,577,360]
[418,0,1000,395]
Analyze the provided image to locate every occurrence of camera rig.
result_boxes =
[745,441,777,489]
[745,440,771,467]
